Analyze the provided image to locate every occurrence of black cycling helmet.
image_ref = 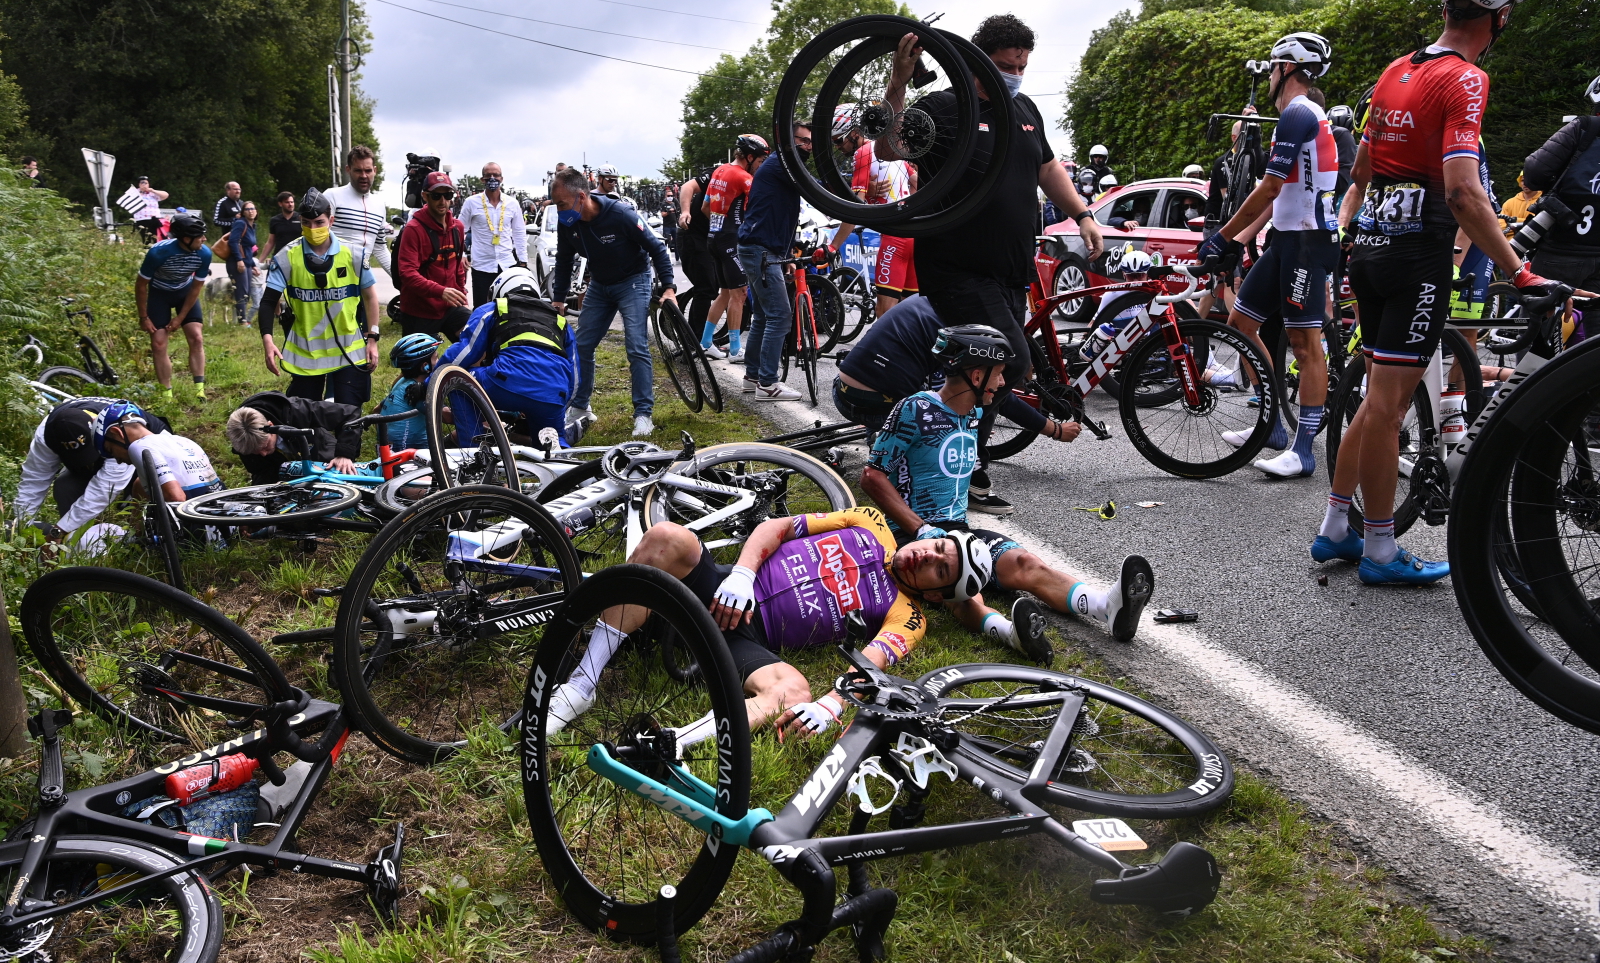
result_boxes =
[1328,104,1355,131]
[932,325,1016,372]
[168,213,206,239]
[298,186,332,220]
[735,133,771,158]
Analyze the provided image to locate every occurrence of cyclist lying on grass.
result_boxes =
[546,505,995,743]
[861,325,1155,657]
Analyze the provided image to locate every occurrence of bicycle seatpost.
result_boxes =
[27,708,74,809]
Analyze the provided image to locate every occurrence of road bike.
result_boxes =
[764,252,824,406]
[649,289,724,414]
[37,298,119,394]
[8,568,406,962]
[521,565,1233,959]
[820,227,879,345]
[986,264,1282,479]
[1203,60,1276,232]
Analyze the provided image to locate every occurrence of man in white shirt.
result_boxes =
[459,161,529,306]
[327,145,394,283]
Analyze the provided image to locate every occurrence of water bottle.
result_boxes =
[1080,323,1118,362]
[1440,390,1467,449]
[165,753,260,805]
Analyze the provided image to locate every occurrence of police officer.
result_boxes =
[14,397,169,542]
[1521,73,1600,294]
[257,187,382,405]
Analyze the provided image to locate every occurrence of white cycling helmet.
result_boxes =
[832,103,858,138]
[1270,32,1332,78]
[1099,173,1119,188]
[490,265,541,301]
[1120,249,1153,275]
[943,531,994,603]
[1089,144,1109,159]
[1587,72,1600,106]
[1182,164,1204,178]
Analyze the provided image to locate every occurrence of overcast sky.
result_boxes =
[361,0,1140,207]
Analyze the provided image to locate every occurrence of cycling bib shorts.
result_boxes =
[146,287,204,328]
[1349,234,1454,366]
[1234,229,1339,329]
[875,235,918,296]
[713,237,746,289]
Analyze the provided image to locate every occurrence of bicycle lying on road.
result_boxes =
[522,565,1233,960]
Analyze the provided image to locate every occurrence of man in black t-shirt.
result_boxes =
[876,14,1102,514]
[261,191,303,262]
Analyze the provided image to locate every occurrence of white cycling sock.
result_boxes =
[1319,492,1352,540]
[569,620,627,700]
[1364,517,1398,565]
[981,612,1018,651]
[669,710,718,753]
[1068,581,1109,623]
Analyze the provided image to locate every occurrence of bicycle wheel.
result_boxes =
[918,663,1233,818]
[426,365,522,491]
[332,484,583,764]
[175,481,363,525]
[982,339,1055,463]
[809,272,845,355]
[19,567,296,745]
[1118,319,1278,478]
[672,308,724,414]
[37,366,100,394]
[833,267,875,344]
[1450,339,1600,734]
[0,835,223,963]
[1325,330,1481,535]
[796,294,819,406]
[523,564,749,944]
[652,299,705,413]
[640,442,855,562]
[139,451,185,593]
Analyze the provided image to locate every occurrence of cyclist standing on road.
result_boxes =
[1198,31,1340,480]
[257,188,383,406]
[1520,72,1600,296]
[677,169,721,355]
[861,325,1155,655]
[878,15,1104,515]
[736,121,814,402]
[1319,0,1559,585]
[702,135,768,361]
[135,211,211,403]
[824,103,919,319]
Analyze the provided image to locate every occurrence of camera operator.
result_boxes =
[1520,73,1600,294]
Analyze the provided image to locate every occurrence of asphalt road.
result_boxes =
[699,337,1600,962]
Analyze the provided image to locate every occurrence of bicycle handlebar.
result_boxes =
[263,425,316,437]
[1154,271,1201,303]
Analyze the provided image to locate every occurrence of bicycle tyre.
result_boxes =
[37,366,101,393]
[809,272,845,355]
[653,299,705,413]
[332,484,583,764]
[916,663,1233,818]
[1118,319,1278,478]
[981,338,1053,463]
[0,835,223,963]
[677,310,724,414]
[20,567,296,744]
[833,267,875,344]
[426,365,523,492]
[797,294,819,406]
[175,481,363,525]
[1449,339,1600,734]
[140,450,186,593]
[523,564,750,944]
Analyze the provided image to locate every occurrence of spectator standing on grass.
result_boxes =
[257,188,381,406]
[132,176,168,241]
[736,121,812,402]
[135,212,211,402]
[459,161,529,307]
[227,201,262,326]
[20,156,46,189]
[261,192,301,261]
[394,172,471,339]
[213,181,243,233]
[328,146,395,285]
[550,166,677,439]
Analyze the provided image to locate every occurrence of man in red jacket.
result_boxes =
[395,171,471,339]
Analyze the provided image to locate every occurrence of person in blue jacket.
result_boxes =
[442,265,577,447]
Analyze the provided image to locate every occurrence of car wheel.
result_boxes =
[1053,254,1097,325]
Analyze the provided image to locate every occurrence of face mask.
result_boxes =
[484,177,502,191]
[302,224,330,246]
[558,208,581,226]
[796,147,812,163]
[1002,72,1024,98]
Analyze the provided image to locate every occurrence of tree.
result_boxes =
[0,0,379,219]
[676,0,910,174]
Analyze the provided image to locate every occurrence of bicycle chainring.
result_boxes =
[600,441,671,485]
[835,671,940,720]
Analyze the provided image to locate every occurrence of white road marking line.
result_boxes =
[984,517,1600,930]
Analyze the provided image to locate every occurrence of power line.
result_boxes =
[591,0,762,26]
[410,0,739,51]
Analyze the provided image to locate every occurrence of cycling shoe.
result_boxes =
[1310,530,1364,563]
[546,682,594,736]
[1255,450,1315,478]
[1010,596,1053,665]
[1107,555,1154,643]
[1358,549,1449,586]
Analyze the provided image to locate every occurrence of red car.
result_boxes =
[1036,177,1210,323]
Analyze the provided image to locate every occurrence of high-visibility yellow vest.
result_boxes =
[275,239,364,376]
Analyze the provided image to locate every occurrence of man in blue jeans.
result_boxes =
[550,167,678,437]
[736,118,813,402]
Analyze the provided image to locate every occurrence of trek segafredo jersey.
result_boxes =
[1263,94,1339,232]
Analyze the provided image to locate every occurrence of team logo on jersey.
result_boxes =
[1021,124,1035,131]
[815,534,863,612]
[938,433,978,479]
[876,632,912,659]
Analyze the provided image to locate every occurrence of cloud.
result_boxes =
[363,0,1138,207]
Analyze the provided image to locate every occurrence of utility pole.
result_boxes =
[339,0,354,177]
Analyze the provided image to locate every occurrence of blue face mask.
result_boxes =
[484,177,502,191]
[558,208,580,226]
[1002,72,1024,98]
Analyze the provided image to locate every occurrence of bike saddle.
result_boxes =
[1089,841,1221,916]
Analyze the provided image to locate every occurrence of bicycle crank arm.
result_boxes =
[586,743,773,847]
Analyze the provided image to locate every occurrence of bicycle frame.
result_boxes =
[539,465,760,557]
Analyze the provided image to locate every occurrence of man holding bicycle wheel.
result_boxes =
[879,15,1103,515]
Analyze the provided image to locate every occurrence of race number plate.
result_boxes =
[1357,182,1426,236]
[1071,818,1147,851]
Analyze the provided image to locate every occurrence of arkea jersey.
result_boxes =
[851,142,912,205]
[1357,48,1488,237]
[127,433,223,497]
[755,507,926,662]
[704,162,753,236]
[1263,95,1339,232]
[867,392,981,530]
[138,239,213,293]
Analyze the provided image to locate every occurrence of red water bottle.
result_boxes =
[164,754,260,805]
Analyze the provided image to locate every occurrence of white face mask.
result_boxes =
[1002,72,1024,98]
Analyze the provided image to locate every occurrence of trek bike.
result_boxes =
[8,568,406,962]
[649,287,724,414]
[986,263,1282,479]
[522,566,1233,959]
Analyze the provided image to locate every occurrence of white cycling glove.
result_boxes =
[786,694,844,735]
[714,565,758,614]
[915,523,947,541]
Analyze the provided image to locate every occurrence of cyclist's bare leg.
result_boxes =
[875,292,900,318]
[728,288,747,337]
[1226,310,1270,386]
[1335,362,1428,519]
[993,549,1075,613]
[182,322,206,385]
[1286,327,1326,406]
[742,662,812,732]
[149,326,174,387]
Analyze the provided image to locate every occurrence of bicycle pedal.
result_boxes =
[368,822,406,925]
